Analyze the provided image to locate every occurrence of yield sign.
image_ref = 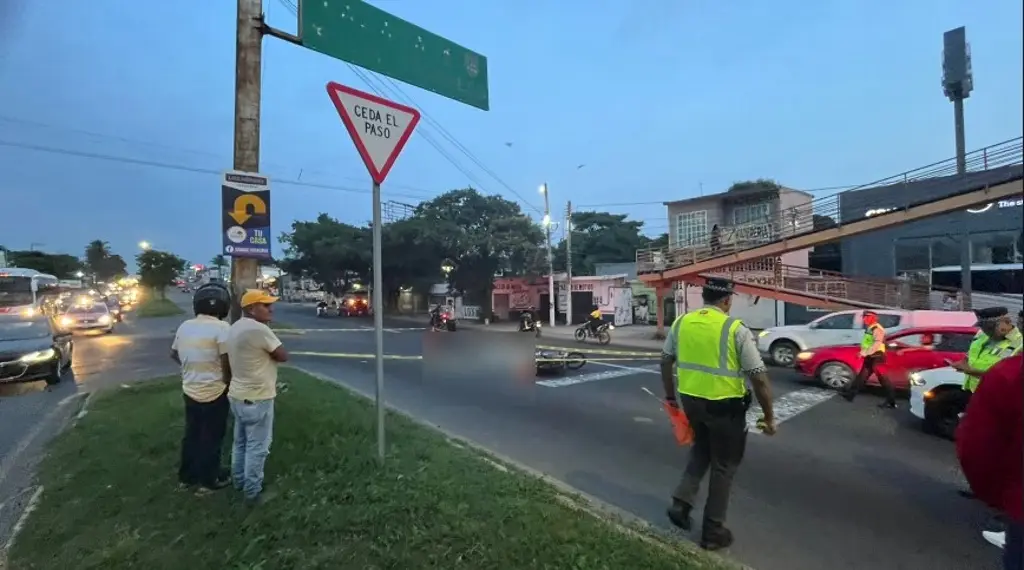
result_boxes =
[326,82,421,185]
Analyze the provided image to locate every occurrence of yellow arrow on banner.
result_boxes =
[228,194,267,225]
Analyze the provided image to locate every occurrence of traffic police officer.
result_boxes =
[660,278,776,551]
[953,307,1022,393]
[840,310,897,408]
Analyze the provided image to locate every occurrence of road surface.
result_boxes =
[0,298,185,548]
[273,302,999,570]
[0,299,1000,569]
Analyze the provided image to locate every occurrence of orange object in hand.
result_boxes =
[663,401,694,446]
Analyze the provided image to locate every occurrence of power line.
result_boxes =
[0,139,435,201]
[277,0,544,215]
[0,114,441,197]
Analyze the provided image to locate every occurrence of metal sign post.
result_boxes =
[326,82,421,461]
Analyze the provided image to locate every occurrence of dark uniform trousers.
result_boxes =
[179,391,229,486]
[672,394,749,525]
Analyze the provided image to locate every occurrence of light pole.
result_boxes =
[942,26,974,309]
[138,241,152,251]
[540,184,555,327]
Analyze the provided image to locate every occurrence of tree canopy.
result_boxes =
[84,240,127,281]
[2,249,83,278]
[551,211,665,276]
[137,249,186,297]
[278,188,545,312]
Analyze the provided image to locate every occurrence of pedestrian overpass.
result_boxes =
[637,137,1024,332]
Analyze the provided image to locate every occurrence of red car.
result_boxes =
[793,326,978,391]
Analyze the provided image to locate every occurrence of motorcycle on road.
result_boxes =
[574,322,613,345]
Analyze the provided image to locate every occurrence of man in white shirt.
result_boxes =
[226,289,289,505]
[170,283,233,493]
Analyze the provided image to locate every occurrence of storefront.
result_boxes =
[838,167,1022,293]
[491,274,633,326]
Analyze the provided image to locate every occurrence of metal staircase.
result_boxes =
[637,138,1024,287]
[689,258,931,310]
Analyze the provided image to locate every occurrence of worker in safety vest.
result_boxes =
[953,307,1021,393]
[660,278,775,551]
[840,310,897,408]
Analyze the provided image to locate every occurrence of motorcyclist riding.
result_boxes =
[316,300,328,316]
[519,306,537,331]
[429,304,443,329]
[587,305,603,336]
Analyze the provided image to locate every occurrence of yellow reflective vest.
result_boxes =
[860,323,886,355]
[675,308,746,400]
[963,329,1021,392]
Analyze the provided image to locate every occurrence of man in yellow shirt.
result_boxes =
[226,290,289,504]
[171,283,232,493]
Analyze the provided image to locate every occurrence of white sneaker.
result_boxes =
[982,530,1005,549]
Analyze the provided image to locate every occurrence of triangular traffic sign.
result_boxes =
[326,82,421,185]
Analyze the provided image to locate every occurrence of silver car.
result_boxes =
[59,303,115,334]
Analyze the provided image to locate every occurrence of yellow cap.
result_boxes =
[240,289,279,308]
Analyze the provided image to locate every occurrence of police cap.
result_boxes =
[973,306,1009,325]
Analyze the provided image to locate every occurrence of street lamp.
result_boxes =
[440,259,455,276]
[138,241,151,251]
[75,271,84,278]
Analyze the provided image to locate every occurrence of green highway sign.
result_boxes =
[299,0,489,111]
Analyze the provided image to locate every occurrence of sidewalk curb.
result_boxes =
[291,365,748,569]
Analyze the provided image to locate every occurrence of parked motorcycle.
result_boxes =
[574,322,613,345]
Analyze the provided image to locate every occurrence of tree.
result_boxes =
[83,240,127,281]
[551,211,657,276]
[278,214,372,295]
[136,249,187,298]
[412,189,544,316]
[5,250,83,278]
[727,179,782,194]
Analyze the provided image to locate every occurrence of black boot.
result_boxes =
[877,400,896,409]
[700,521,734,551]
[666,499,692,531]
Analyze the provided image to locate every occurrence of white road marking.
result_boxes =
[536,368,641,387]
[292,327,424,333]
[536,360,659,387]
[746,387,836,434]
[3,485,43,551]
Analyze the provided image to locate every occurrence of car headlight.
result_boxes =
[796,351,814,361]
[60,316,73,327]
[20,349,55,363]
[909,372,924,386]
[758,330,769,338]
[98,314,112,325]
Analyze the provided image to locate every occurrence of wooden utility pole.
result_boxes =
[229,0,264,321]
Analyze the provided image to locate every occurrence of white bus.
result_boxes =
[930,264,1023,312]
[0,268,61,315]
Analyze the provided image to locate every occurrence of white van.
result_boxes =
[756,309,977,366]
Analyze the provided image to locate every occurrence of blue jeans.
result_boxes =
[1007,520,1023,570]
[229,397,274,499]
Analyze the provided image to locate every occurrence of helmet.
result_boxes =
[193,283,231,319]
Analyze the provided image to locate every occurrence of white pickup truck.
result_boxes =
[756,309,977,366]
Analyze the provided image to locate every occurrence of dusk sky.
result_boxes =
[1,0,1021,270]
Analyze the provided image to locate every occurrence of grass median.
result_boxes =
[133,296,184,318]
[8,369,731,570]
